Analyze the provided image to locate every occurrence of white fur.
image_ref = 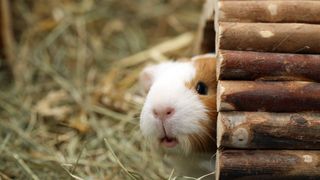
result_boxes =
[140,61,208,153]
[140,61,216,178]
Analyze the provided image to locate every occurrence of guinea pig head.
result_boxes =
[139,55,217,155]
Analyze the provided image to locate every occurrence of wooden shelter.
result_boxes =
[198,0,320,179]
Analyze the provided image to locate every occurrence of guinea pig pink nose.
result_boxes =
[152,107,175,121]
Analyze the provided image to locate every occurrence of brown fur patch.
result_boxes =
[186,55,217,152]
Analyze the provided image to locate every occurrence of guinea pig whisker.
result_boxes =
[182,137,192,155]
[199,127,215,142]
[188,134,206,152]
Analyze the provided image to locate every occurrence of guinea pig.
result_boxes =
[139,54,217,178]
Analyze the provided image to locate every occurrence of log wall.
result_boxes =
[212,0,320,179]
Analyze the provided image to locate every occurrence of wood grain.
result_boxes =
[216,150,320,180]
[218,23,320,53]
[218,81,320,112]
[217,50,320,81]
[218,1,320,23]
[217,112,320,149]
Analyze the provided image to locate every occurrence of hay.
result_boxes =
[0,0,203,179]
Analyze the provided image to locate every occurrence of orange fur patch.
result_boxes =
[186,55,217,152]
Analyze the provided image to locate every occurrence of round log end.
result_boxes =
[217,113,223,148]
[217,81,236,111]
[215,150,221,180]
[216,52,223,80]
[231,127,249,148]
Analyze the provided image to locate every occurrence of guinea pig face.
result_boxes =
[139,55,217,155]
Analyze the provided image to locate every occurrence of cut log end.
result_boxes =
[216,52,223,80]
[216,113,223,148]
[217,81,238,111]
[215,150,221,180]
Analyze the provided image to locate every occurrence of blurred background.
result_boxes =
[0,0,204,179]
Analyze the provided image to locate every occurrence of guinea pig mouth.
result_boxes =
[160,136,178,148]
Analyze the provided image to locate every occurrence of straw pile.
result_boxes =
[0,0,203,179]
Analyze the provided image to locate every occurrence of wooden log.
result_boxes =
[217,22,320,53]
[216,150,320,180]
[217,50,320,81]
[195,0,215,54]
[0,0,15,76]
[0,0,4,58]
[217,81,320,112]
[218,1,320,23]
[199,20,215,54]
[217,112,320,149]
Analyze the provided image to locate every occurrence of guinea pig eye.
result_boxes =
[196,81,208,95]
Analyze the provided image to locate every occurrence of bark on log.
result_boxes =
[217,22,320,53]
[216,150,320,180]
[217,81,320,112]
[217,50,320,81]
[218,1,320,23]
[217,112,320,149]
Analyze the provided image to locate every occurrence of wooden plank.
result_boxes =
[217,112,320,149]
[217,22,320,53]
[0,0,15,73]
[217,81,320,112]
[216,150,320,180]
[217,50,320,81]
[218,1,320,23]
[195,0,216,54]
[199,20,215,53]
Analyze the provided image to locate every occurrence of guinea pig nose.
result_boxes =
[152,107,175,121]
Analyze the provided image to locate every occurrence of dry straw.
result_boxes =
[0,0,202,179]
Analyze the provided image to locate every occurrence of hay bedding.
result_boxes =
[0,0,202,179]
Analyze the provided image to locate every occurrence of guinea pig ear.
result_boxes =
[139,65,158,94]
